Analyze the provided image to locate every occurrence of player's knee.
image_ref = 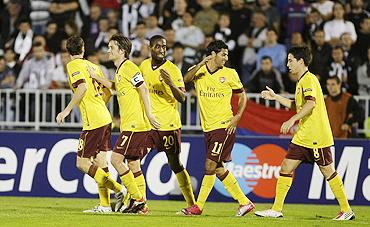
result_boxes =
[110,156,121,169]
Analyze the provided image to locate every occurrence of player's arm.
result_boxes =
[280,100,315,134]
[226,91,247,134]
[56,83,87,124]
[137,83,160,129]
[261,86,294,109]
[183,55,212,83]
[87,65,114,90]
[160,69,186,103]
[102,86,112,103]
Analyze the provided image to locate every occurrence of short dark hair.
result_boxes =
[327,76,341,84]
[173,42,184,49]
[261,55,272,61]
[288,46,312,66]
[149,35,165,47]
[333,45,344,52]
[206,40,228,56]
[32,41,43,48]
[66,36,84,56]
[110,33,132,58]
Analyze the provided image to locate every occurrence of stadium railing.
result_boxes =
[0,89,369,135]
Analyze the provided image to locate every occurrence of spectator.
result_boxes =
[11,18,33,62]
[14,41,55,89]
[247,56,284,93]
[163,0,188,30]
[137,0,156,19]
[256,27,287,74]
[171,42,195,125]
[282,0,310,43]
[229,0,252,40]
[194,0,219,36]
[310,0,334,21]
[290,32,305,47]
[49,50,69,89]
[49,0,79,29]
[213,13,235,51]
[172,42,192,76]
[121,0,140,37]
[347,0,370,32]
[29,0,51,35]
[340,32,361,69]
[325,76,363,138]
[309,29,332,89]
[304,8,324,43]
[106,9,121,29]
[257,0,280,31]
[175,11,205,63]
[145,15,164,39]
[0,56,16,88]
[164,28,176,59]
[357,47,370,95]
[92,17,110,50]
[238,10,267,84]
[45,21,62,54]
[3,47,21,76]
[81,3,101,39]
[0,0,26,49]
[130,21,149,58]
[353,17,370,63]
[328,46,357,94]
[324,2,357,46]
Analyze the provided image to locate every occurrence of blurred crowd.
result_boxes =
[0,0,369,96]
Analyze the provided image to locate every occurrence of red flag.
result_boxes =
[232,96,296,135]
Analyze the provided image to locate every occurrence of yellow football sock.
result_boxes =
[328,173,351,212]
[272,175,293,212]
[98,169,110,207]
[222,172,249,205]
[134,172,147,200]
[94,167,122,193]
[120,171,142,200]
[196,174,216,210]
[176,169,195,207]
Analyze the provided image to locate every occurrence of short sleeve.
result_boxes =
[229,69,243,92]
[67,62,86,88]
[301,76,317,102]
[172,65,185,88]
[126,64,144,87]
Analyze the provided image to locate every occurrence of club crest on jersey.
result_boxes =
[219,77,226,83]
[296,87,300,95]
[117,75,122,82]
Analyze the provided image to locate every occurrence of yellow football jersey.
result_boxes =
[193,65,244,132]
[67,59,112,131]
[114,59,151,132]
[292,71,334,148]
[139,58,184,131]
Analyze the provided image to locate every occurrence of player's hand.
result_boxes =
[261,86,276,100]
[159,69,173,86]
[147,114,160,129]
[280,119,295,134]
[87,65,98,80]
[56,109,71,125]
[225,115,240,135]
[341,124,350,131]
[199,55,213,66]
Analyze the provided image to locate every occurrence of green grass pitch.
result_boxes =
[0,197,369,226]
